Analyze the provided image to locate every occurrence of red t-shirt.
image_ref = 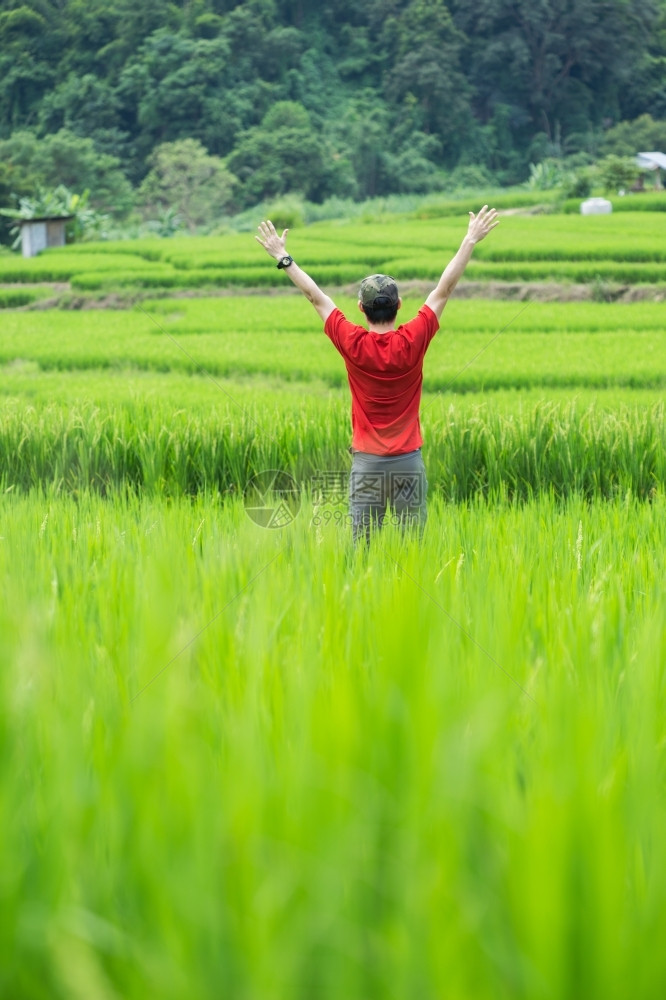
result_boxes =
[324,304,439,455]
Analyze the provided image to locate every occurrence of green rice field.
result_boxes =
[2,210,666,290]
[1,209,665,998]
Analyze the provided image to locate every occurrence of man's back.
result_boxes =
[324,304,439,455]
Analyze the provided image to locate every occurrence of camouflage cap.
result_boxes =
[359,273,399,309]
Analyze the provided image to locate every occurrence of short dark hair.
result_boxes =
[361,295,398,324]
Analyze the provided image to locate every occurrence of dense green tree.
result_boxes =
[36,73,130,162]
[597,155,640,193]
[117,32,229,149]
[382,0,471,164]
[620,2,666,121]
[452,0,659,160]
[226,102,354,205]
[383,134,444,193]
[138,138,237,229]
[0,0,664,209]
[0,3,56,132]
[62,0,185,78]
[0,156,38,243]
[329,92,390,199]
[0,129,133,215]
[114,12,305,176]
[599,114,666,156]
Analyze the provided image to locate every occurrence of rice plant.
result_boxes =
[1,236,665,998]
[0,490,664,998]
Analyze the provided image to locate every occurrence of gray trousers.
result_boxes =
[349,448,428,544]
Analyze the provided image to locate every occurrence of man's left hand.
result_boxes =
[466,205,499,245]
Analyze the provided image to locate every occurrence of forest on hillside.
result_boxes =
[1,0,665,236]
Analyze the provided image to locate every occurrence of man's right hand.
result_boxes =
[254,219,336,323]
[255,219,289,260]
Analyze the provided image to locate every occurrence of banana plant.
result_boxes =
[0,185,109,248]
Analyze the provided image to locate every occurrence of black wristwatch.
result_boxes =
[276,255,294,269]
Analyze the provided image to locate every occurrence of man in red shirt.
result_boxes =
[256,207,499,542]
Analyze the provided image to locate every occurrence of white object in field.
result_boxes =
[580,197,612,215]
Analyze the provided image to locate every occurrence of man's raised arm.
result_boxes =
[256,220,336,324]
[425,206,499,320]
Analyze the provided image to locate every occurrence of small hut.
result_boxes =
[19,215,74,258]
[636,152,666,190]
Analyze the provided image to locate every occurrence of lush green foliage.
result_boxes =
[0,0,664,218]
[0,286,46,307]
[600,113,666,155]
[1,489,665,997]
[0,392,663,501]
[137,139,238,231]
[0,184,110,246]
[1,209,666,994]
[0,296,664,499]
[0,129,133,215]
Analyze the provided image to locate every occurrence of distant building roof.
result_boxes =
[636,151,666,170]
[18,215,75,225]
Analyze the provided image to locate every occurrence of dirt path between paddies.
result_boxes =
[6,279,666,310]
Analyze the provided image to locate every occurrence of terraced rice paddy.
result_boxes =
[1,210,665,289]
[0,210,665,998]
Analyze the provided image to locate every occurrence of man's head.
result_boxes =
[359,273,401,324]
